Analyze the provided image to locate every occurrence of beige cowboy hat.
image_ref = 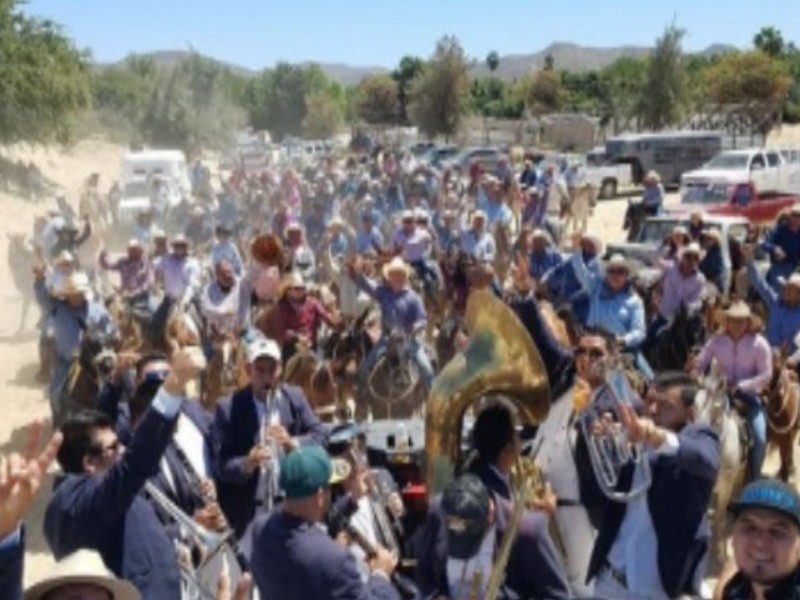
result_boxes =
[328,215,345,229]
[399,209,414,222]
[62,272,92,296]
[170,233,190,247]
[127,238,143,249]
[470,209,487,225]
[672,225,688,237]
[54,249,75,265]
[280,271,307,296]
[382,256,410,280]
[24,549,140,600]
[531,228,553,245]
[700,228,723,245]
[579,231,604,255]
[679,242,702,259]
[778,273,800,290]
[715,300,762,330]
[644,170,661,183]
[604,253,632,274]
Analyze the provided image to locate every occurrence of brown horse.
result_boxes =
[283,350,353,423]
[766,348,800,481]
[203,333,247,410]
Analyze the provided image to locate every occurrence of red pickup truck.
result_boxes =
[673,182,800,224]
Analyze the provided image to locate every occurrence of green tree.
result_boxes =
[391,55,425,125]
[705,50,792,136]
[486,50,500,73]
[356,75,399,124]
[518,70,565,116]
[408,36,471,140]
[0,0,91,144]
[470,77,524,119]
[599,56,648,131]
[638,24,690,130]
[302,90,343,138]
[754,26,786,59]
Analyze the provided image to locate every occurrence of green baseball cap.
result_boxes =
[279,446,350,499]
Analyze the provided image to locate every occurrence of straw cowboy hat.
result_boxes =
[62,272,92,296]
[605,253,633,274]
[579,231,604,255]
[531,228,553,245]
[382,256,410,280]
[644,170,661,183]
[170,233,190,247]
[25,549,140,600]
[778,272,800,290]
[328,215,345,229]
[715,301,762,330]
[54,249,75,265]
[280,271,307,296]
[470,209,487,225]
[679,242,702,259]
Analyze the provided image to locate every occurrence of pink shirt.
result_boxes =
[696,332,772,394]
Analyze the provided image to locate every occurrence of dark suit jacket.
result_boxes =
[0,531,23,600]
[251,511,400,600]
[213,383,328,537]
[469,460,512,501]
[44,407,182,600]
[586,423,720,598]
[722,567,800,599]
[414,494,570,600]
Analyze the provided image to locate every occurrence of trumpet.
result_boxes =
[144,481,232,600]
[255,387,280,510]
[576,363,652,502]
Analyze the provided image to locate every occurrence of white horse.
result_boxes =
[563,184,597,235]
[694,360,747,567]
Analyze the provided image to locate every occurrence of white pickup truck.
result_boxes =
[581,162,633,199]
[680,147,800,197]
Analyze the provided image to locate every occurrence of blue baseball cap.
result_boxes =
[728,479,800,530]
[279,446,350,499]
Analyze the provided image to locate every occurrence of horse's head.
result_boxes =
[696,361,729,427]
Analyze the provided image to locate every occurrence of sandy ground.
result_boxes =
[0,138,787,590]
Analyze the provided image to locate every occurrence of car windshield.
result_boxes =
[703,153,750,169]
[681,185,730,205]
[123,181,149,198]
[638,220,684,243]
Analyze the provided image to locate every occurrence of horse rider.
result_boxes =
[213,336,328,538]
[34,270,116,424]
[50,216,92,263]
[210,223,244,277]
[698,228,731,298]
[744,245,800,367]
[643,242,707,354]
[185,204,213,248]
[460,210,496,265]
[537,163,570,238]
[760,204,800,291]
[98,239,152,313]
[132,208,157,247]
[640,170,665,216]
[151,234,202,347]
[587,371,720,600]
[285,221,316,283]
[38,208,65,257]
[266,271,341,364]
[355,210,385,255]
[689,301,772,482]
[688,210,705,242]
[325,215,351,261]
[44,348,205,600]
[348,256,434,391]
[571,251,652,380]
[660,225,691,262]
[414,474,570,600]
[391,209,438,300]
[542,231,603,321]
[201,260,249,346]
[527,228,564,285]
[249,446,399,600]
[36,250,77,383]
[477,174,513,231]
[433,207,461,256]
[717,479,800,599]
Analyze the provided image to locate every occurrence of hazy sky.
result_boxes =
[24,0,800,69]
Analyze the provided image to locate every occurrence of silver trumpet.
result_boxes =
[144,481,232,600]
[577,362,652,502]
[255,387,280,511]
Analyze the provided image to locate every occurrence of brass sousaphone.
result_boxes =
[425,288,551,496]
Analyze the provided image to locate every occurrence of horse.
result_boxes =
[60,329,117,424]
[563,184,596,235]
[645,303,708,371]
[322,308,374,419]
[623,200,649,242]
[358,328,427,421]
[765,348,800,482]
[695,360,749,568]
[202,331,247,411]
[283,350,353,423]
[6,233,38,333]
[493,224,515,287]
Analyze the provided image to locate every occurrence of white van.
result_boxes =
[120,150,192,199]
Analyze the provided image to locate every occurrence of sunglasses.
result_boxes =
[606,268,628,276]
[575,346,606,359]
[88,439,122,457]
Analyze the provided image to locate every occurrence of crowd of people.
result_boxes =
[6,144,800,600]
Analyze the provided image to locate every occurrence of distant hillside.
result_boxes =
[102,42,737,85]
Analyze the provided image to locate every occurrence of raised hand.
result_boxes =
[0,421,62,539]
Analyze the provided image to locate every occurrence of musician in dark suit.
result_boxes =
[586,371,720,599]
[213,336,328,537]
[468,404,519,501]
[415,474,570,600]
[251,445,400,600]
[44,348,206,600]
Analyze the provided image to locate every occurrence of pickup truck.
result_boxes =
[680,147,800,196]
[582,162,633,199]
[672,182,800,225]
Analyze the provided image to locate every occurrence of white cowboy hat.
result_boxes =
[778,273,800,290]
[286,220,303,232]
[645,170,661,183]
[54,249,75,265]
[672,225,689,237]
[700,228,723,245]
[190,205,205,217]
[24,550,140,600]
[170,233,189,247]
[151,227,166,240]
[62,272,91,296]
[530,228,552,244]
[328,215,345,229]
[790,205,800,216]
[127,238,143,249]
[382,256,410,280]
[470,210,487,224]
[414,208,429,221]
[579,231,604,255]
[605,253,632,274]
[400,209,414,222]
[715,300,762,330]
[679,242,702,259]
[482,174,500,186]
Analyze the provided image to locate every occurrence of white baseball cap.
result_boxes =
[246,336,281,363]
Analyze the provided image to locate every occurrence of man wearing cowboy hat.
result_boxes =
[355,210,385,255]
[698,228,731,297]
[153,234,202,313]
[34,270,116,424]
[641,170,665,216]
[690,301,772,480]
[543,231,603,319]
[98,240,152,309]
[528,228,563,283]
[349,255,434,390]
[132,208,155,247]
[643,242,707,352]
[745,241,800,354]
[477,174,513,230]
[285,221,316,283]
[461,210,496,264]
[51,215,92,263]
[185,204,213,248]
[391,209,437,299]
[761,204,800,291]
[210,223,244,277]
[324,215,351,260]
[538,162,571,222]
[201,259,249,342]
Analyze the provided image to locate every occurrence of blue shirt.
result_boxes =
[761,224,800,267]
[461,230,496,262]
[355,276,426,333]
[355,227,384,254]
[210,240,244,276]
[748,262,800,352]
[329,232,350,259]
[543,252,601,308]
[641,184,665,208]
[528,248,564,281]
[477,197,513,228]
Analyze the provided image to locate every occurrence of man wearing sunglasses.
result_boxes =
[43,348,206,600]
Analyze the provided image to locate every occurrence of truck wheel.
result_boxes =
[600,179,617,199]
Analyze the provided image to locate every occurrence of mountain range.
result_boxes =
[108,42,737,86]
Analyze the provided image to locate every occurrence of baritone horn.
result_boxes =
[425,289,550,496]
[577,362,652,502]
